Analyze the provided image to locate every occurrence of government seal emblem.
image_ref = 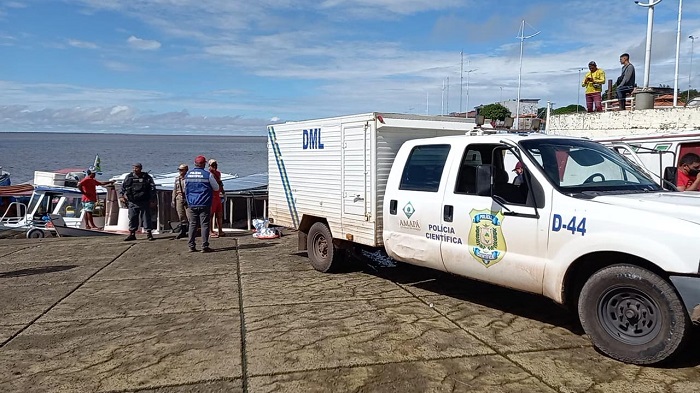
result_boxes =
[468,209,507,267]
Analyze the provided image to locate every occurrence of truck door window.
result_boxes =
[399,144,451,192]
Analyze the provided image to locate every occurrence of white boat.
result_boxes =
[0,180,110,238]
[0,167,10,187]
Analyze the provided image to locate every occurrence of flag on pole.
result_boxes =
[93,154,102,174]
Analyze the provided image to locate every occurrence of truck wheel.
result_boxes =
[578,264,690,365]
[307,222,343,272]
[26,228,45,239]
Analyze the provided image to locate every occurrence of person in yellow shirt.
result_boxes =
[582,61,606,112]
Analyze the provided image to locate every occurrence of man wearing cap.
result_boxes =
[582,61,606,112]
[185,155,219,252]
[119,163,157,241]
[512,161,524,186]
[78,168,115,229]
[172,164,189,239]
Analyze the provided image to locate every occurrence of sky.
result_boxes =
[1,0,700,135]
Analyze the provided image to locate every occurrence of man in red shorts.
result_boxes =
[78,168,115,229]
[208,159,225,237]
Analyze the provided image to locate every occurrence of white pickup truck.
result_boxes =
[267,113,700,365]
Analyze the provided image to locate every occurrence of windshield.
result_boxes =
[519,138,662,194]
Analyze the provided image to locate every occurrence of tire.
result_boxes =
[306,222,343,272]
[578,264,691,365]
[26,228,45,239]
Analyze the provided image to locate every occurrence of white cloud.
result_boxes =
[103,60,133,72]
[127,35,161,50]
[68,39,99,49]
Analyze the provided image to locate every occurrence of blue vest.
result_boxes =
[185,168,213,208]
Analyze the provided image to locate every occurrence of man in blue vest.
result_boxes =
[185,155,220,252]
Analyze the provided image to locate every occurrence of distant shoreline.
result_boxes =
[0,131,268,137]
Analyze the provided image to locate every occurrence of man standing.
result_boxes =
[119,163,157,241]
[172,164,189,239]
[582,61,606,112]
[185,155,219,252]
[676,153,700,191]
[616,53,636,110]
[208,159,225,238]
[78,167,114,229]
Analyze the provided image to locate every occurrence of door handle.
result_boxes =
[353,194,365,202]
[443,205,453,222]
[390,200,397,215]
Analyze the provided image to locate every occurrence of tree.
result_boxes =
[552,104,586,115]
[479,103,510,121]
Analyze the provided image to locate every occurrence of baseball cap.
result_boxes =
[194,155,207,165]
[513,162,523,171]
[86,168,93,176]
[208,159,217,166]
[178,164,188,170]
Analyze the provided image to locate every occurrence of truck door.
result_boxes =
[383,143,453,271]
[342,123,368,217]
[439,143,549,294]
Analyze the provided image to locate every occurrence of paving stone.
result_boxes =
[510,347,700,393]
[0,241,128,266]
[422,293,590,353]
[249,355,556,393]
[0,259,111,287]
[236,233,314,273]
[241,270,410,307]
[0,325,24,344]
[94,239,238,280]
[127,379,243,392]
[0,311,241,393]
[0,283,77,325]
[245,297,494,376]
[43,275,239,321]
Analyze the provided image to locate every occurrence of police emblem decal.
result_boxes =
[468,209,507,267]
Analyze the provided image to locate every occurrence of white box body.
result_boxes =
[267,112,475,247]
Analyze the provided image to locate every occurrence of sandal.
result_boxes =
[210,232,219,238]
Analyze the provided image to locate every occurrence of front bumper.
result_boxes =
[670,275,700,325]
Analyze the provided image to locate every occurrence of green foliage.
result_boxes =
[479,103,511,121]
[680,89,700,103]
[552,105,586,115]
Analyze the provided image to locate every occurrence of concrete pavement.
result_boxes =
[0,231,699,392]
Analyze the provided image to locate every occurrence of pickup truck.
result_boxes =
[267,113,700,365]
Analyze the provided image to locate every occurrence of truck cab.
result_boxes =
[380,133,700,365]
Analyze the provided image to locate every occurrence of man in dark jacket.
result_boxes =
[616,53,636,110]
[185,155,219,252]
[119,163,157,241]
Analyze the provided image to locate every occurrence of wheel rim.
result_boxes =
[597,286,662,345]
[312,232,329,262]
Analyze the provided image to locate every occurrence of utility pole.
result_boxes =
[460,51,464,115]
[577,68,585,113]
[516,19,540,130]
[635,0,663,88]
[690,35,696,102]
[545,101,554,134]
[673,0,683,106]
